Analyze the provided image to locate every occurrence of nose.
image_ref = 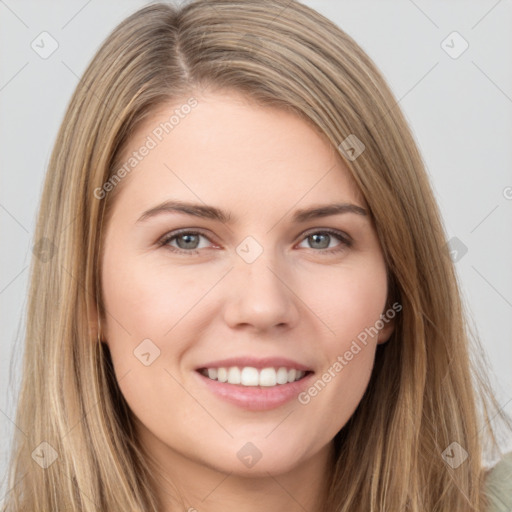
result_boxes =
[222,250,301,333]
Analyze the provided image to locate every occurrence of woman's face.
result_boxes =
[98,90,394,479]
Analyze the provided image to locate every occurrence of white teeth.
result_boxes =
[240,367,259,386]
[227,367,241,384]
[217,367,228,383]
[259,368,276,387]
[276,367,289,384]
[200,366,308,386]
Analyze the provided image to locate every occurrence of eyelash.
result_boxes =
[157,228,352,256]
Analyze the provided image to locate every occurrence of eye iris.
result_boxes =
[176,233,199,249]
[169,232,340,252]
[309,233,330,249]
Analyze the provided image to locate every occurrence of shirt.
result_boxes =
[485,452,512,511]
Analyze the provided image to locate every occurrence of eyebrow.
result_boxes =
[136,199,368,224]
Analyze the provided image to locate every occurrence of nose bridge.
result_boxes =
[223,236,299,330]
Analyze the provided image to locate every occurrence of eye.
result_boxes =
[158,228,352,256]
[297,229,352,254]
[158,229,214,255]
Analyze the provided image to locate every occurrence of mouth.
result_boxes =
[194,362,315,411]
[197,366,314,387]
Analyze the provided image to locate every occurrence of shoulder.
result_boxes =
[484,451,512,512]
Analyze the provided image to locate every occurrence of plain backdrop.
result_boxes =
[1,0,511,495]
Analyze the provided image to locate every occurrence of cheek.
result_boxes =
[100,245,225,386]
[99,251,199,424]
[100,245,171,377]
[101,248,203,341]
[300,256,389,344]
[294,256,388,427]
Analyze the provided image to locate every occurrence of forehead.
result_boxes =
[112,91,365,214]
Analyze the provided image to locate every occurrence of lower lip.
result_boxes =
[195,371,315,411]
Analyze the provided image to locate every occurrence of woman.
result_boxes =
[4,1,511,511]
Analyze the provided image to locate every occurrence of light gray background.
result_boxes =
[1,0,511,494]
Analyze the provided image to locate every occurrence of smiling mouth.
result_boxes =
[197,366,313,387]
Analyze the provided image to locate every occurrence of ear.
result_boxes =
[87,298,105,343]
[378,282,400,345]
[377,318,395,344]
[376,307,396,345]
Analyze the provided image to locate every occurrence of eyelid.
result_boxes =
[157,228,214,248]
[158,227,352,254]
[299,227,352,244]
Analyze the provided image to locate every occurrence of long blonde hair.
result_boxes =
[4,1,510,510]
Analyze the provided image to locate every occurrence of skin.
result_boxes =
[93,89,395,512]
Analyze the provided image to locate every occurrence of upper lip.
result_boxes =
[196,357,314,372]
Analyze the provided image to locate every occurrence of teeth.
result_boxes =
[241,367,259,386]
[200,366,307,386]
[276,367,288,384]
[217,367,227,382]
[259,368,276,387]
[227,367,241,384]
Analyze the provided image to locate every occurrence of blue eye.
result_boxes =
[298,230,352,254]
[158,228,351,255]
[158,230,210,254]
